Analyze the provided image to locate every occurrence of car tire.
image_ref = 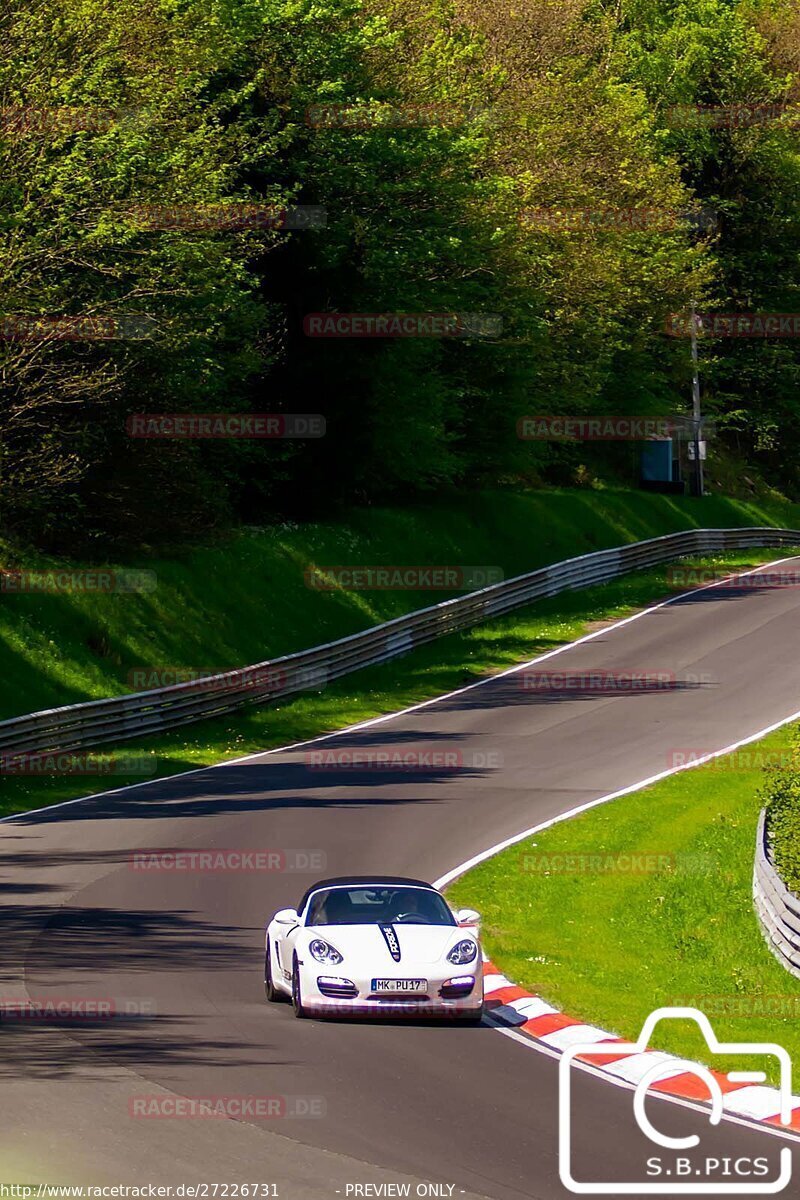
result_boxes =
[264,941,282,1002]
[292,956,308,1019]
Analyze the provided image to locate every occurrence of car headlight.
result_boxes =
[309,937,343,965]
[447,938,478,965]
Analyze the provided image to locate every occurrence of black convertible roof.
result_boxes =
[297,875,436,913]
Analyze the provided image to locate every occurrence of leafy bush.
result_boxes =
[762,726,800,893]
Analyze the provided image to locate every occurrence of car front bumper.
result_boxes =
[299,964,484,1018]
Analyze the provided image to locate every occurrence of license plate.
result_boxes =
[371,978,427,993]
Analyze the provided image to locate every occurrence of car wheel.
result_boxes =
[264,941,282,1002]
[292,956,308,1019]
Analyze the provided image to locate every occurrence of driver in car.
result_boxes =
[320,890,354,924]
[385,889,439,923]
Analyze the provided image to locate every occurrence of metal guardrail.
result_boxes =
[754,809,800,979]
[2,526,799,760]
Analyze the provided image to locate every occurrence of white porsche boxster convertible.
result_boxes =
[264,876,484,1022]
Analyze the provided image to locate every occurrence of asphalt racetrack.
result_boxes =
[3,561,800,1198]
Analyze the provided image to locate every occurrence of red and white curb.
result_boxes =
[481,960,800,1135]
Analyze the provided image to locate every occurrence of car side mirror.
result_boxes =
[274,908,299,925]
[455,907,481,929]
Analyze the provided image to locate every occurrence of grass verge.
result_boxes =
[2,549,795,828]
[447,724,800,1085]
[2,487,799,724]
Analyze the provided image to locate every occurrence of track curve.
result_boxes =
[4,561,800,1198]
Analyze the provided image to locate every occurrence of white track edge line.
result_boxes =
[433,568,800,1143]
[432,690,800,889]
[6,551,800,1148]
[484,1015,800,1146]
[2,554,795,824]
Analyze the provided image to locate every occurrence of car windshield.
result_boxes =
[305,885,456,927]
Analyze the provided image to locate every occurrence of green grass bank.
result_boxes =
[448,725,800,1085]
[1,487,799,819]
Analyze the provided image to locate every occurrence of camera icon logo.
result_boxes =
[559,1007,793,1194]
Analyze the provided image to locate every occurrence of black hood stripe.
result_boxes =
[379,923,401,962]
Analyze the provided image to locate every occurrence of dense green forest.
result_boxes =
[1,0,799,552]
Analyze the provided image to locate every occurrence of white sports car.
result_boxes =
[264,876,484,1022]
